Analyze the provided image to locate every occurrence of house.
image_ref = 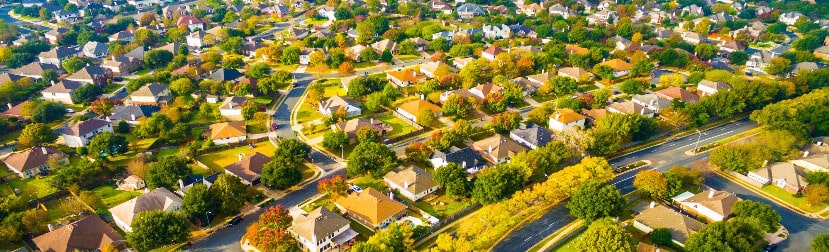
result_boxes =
[263,4,290,17]
[61,119,113,148]
[320,95,362,118]
[332,118,389,143]
[548,3,572,18]
[719,41,744,53]
[581,108,608,124]
[108,30,134,42]
[596,0,611,11]
[748,162,809,194]
[220,96,247,120]
[127,0,159,9]
[225,152,272,185]
[633,203,705,247]
[334,188,408,229]
[186,31,208,48]
[597,59,633,78]
[481,45,504,61]
[613,36,632,51]
[387,69,426,87]
[681,32,706,45]
[681,4,704,16]
[557,66,593,81]
[471,134,527,163]
[432,31,455,41]
[209,121,247,145]
[38,46,82,65]
[102,55,141,76]
[371,39,398,54]
[41,80,88,104]
[509,124,553,149]
[32,215,125,252]
[793,155,829,172]
[299,48,320,65]
[429,146,486,173]
[118,175,145,190]
[1,101,30,118]
[384,165,441,201]
[22,0,45,7]
[469,83,503,99]
[10,62,61,79]
[483,24,511,40]
[814,46,829,61]
[792,62,819,75]
[419,61,444,78]
[517,3,542,16]
[656,87,699,103]
[44,27,70,44]
[175,172,221,196]
[52,10,79,22]
[607,101,655,117]
[317,6,337,20]
[587,10,617,25]
[509,77,536,95]
[696,80,731,97]
[348,44,368,62]
[177,16,204,31]
[396,100,442,123]
[526,72,554,92]
[747,50,776,69]
[779,12,805,26]
[677,189,739,221]
[289,207,357,252]
[438,88,476,103]
[452,57,474,69]
[109,105,159,124]
[456,3,486,18]
[209,68,244,83]
[109,187,183,232]
[65,65,112,86]
[128,83,171,106]
[566,44,590,55]
[631,94,671,113]
[548,109,586,132]
[3,147,67,178]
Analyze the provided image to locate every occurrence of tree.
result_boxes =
[317,175,348,200]
[127,211,189,251]
[261,156,302,190]
[322,130,348,150]
[144,156,191,189]
[380,49,393,63]
[442,94,472,118]
[417,107,438,127]
[90,98,115,116]
[685,218,763,252]
[709,146,755,174]
[360,48,379,62]
[766,57,791,76]
[87,132,129,156]
[144,49,174,69]
[32,101,66,123]
[22,209,48,234]
[813,234,829,252]
[17,123,57,149]
[398,40,417,55]
[259,204,293,230]
[487,111,522,133]
[281,46,300,65]
[170,78,195,96]
[472,164,523,204]
[631,59,654,77]
[543,76,578,96]
[804,184,829,206]
[434,162,471,198]
[567,181,625,223]
[241,102,259,121]
[182,184,218,221]
[210,174,247,214]
[347,142,398,177]
[219,37,244,54]
[694,43,719,60]
[338,62,354,76]
[573,218,635,252]
[633,170,669,198]
[592,65,615,80]
[694,18,711,34]
[619,78,646,94]
[732,200,781,233]
[356,126,379,143]
[651,228,672,246]
[62,56,86,73]
[354,222,414,252]
[274,138,311,164]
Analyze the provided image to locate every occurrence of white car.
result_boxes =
[65,108,75,113]
[350,185,363,193]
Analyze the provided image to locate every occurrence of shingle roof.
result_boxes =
[634,204,705,244]
[456,3,485,14]
[387,69,424,83]
[398,100,441,116]
[472,134,527,160]
[335,117,384,137]
[383,165,439,196]
[83,41,109,55]
[320,95,361,113]
[482,45,503,56]
[10,62,60,77]
[108,188,182,230]
[209,121,246,139]
[289,207,350,243]
[220,96,247,110]
[656,87,699,102]
[697,79,732,90]
[550,108,586,124]
[61,118,110,137]
[66,65,109,82]
[680,190,739,218]
[608,101,654,115]
[38,46,81,59]
[209,68,243,82]
[32,215,124,252]
[599,59,633,71]
[750,162,809,190]
[109,105,159,121]
[131,83,169,98]
[510,124,553,148]
[3,147,66,174]
[335,188,407,227]
[430,146,486,168]
[42,80,87,94]
[224,152,272,183]
[558,66,592,79]
[632,94,672,109]
[470,83,504,97]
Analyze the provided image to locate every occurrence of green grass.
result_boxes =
[0,127,22,145]
[0,240,26,251]
[377,114,415,138]
[132,67,151,76]
[353,176,388,194]
[300,163,316,182]
[2,177,58,201]
[296,102,322,124]
[761,185,826,213]
[157,147,179,158]
[92,183,142,208]
[323,85,346,98]
[103,83,125,94]
[409,195,473,219]
[195,141,276,170]
[397,55,422,61]
[350,219,376,241]
[109,137,157,168]
[0,163,10,177]
[301,195,334,212]
[246,121,268,134]
[251,97,273,104]
[550,230,583,252]
[353,61,376,70]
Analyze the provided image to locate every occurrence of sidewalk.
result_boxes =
[534,220,585,252]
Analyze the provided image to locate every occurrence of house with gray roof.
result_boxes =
[109,105,159,124]
[320,95,362,118]
[41,80,88,104]
[509,124,553,150]
[61,118,113,147]
[38,46,82,65]
[83,41,109,59]
[384,165,440,201]
[209,68,243,82]
[696,79,731,97]
[289,207,356,252]
[633,203,705,247]
[109,187,182,232]
[632,93,672,113]
[65,65,113,86]
[456,3,486,18]
[128,83,170,106]
[429,146,487,173]
[219,96,247,120]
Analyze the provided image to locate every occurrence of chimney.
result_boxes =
[370,118,374,124]
[41,147,48,155]
[6,103,11,110]
[388,191,393,199]
[462,161,467,168]
[649,201,655,208]
[708,189,715,198]
[641,108,646,115]
[105,116,111,122]
[86,63,90,67]
[178,179,185,190]
[762,160,769,167]
[50,80,55,86]
[602,58,606,62]
[238,153,244,161]
[804,151,810,158]
[488,145,493,154]
[404,181,409,189]
[420,94,425,100]
[130,114,136,121]
[555,113,560,120]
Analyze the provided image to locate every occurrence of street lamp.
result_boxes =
[693,129,702,152]
[340,144,344,160]
[205,211,212,228]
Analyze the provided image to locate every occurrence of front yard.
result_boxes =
[195,142,277,170]
[761,185,826,213]
[377,114,416,138]
[91,183,141,208]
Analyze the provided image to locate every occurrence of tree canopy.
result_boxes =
[567,180,625,223]
[127,211,189,251]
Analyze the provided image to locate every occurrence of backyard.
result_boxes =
[408,195,474,219]
[377,114,415,138]
[761,185,826,213]
[91,183,142,208]
[0,177,58,201]
[353,176,389,194]
[195,142,277,170]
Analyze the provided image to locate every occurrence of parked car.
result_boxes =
[763,244,777,252]
[66,108,75,113]
[228,216,243,227]
[350,185,363,193]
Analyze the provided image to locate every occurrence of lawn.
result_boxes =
[353,176,388,194]
[103,83,125,94]
[296,102,322,124]
[377,114,415,138]
[251,97,273,105]
[196,141,277,170]
[350,219,376,241]
[109,137,157,168]
[2,177,58,201]
[246,121,268,134]
[550,230,583,252]
[397,55,422,61]
[761,185,826,213]
[301,194,335,212]
[323,85,346,98]
[92,183,141,208]
[353,61,376,70]
[409,195,474,219]
[157,147,179,158]
[300,163,316,182]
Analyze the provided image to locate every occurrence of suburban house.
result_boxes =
[348,44,368,62]
[631,94,672,113]
[677,189,739,222]
[10,62,61,79]
[548,109,586,132]
[607,101,655,118]
[471,134,528,163]
[186,31,208,48]
[779,11,804,25]
[509,124,553,150]
[289,207,357,252]
[109,187,183,232]
[525,72,554,93]
[387,69,426,87]
[177,15,204,31]
[680,32,706,45]
[680,4,704,16]
[109,105,159,124]
[44,27,70,44]
[61,118,114,148]
[481,45,504,61]
[41,80,87,104]
[587,10,618,25]
[792,155,829,172]
[208,68,244,83]
[102,55,141,76]
[469,83,504,99]
[557,66,593,81]
[747,162,809,194]
[597,59,633,78]
[108,30,134,42]
[332,117,390,143]
[396,100,442,124]
[127,83,171,106]
[334,188,408,229]
[407,37,429,51]
[219,96,247,120]
[52,10,79,22]
[3,147,67,178]
[814,46,829,61]
[656,87,699,103]
[483,24,511,40]
[565,44,589,55]
[383,165,441,201]
[83,41,110,58]
[209,121,247,145]
[225,152,272,185]
[32,215,125,252]
[320,95,362,118]
[548,3,572,18]
[371,39,398,54]
[419,61,444,78]
[452,57,474,69]
[456,3,486,18]
[697,80,732,96]
[38,46,82,65]
[517,3,542,16]
[747,50,776,69]
[118,175,146,191]
[429,146,486,173]
[64,65,112,86]
[633,203,705,247]
[299,48,322,65]
[317,6,337,20]
[175,172,221,196]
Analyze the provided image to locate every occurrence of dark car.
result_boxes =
[763,244,777,252]
[228,216,243,227]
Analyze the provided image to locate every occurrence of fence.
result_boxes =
[413,203,481,241]
[192,137,269,156]
[725,170,766,188]
[27,190,69,208]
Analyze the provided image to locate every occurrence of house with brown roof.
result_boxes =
[64,65,113,86]
[396,100,442,124]
[209,122,247,145]
[219,96,247,120]
[224,152,272,185]
[793,155,829,173]
[38,46,82,65]
[3,146,67,178]
[41,80,88,105]
[452,57,474,69]
[32,215,125,252]
[482,45,504,61]
[10,62,62,79]
[581,108,608,124]
[419,61,445,78]
[334,188,408,229]
[748,162,809,194]
[548,109,586,132]
[177,15,204,31]
[607,101,655,118]
[127,83,171,106]
[598,59,633,78]
[289,207,357,252]
[383,165,441,201]
[438,89,476,103]
[371,39,398,54]
[469,83,504,99]
[102,55,141,76]
[109,187,183,232]
[320,95,362,118]
[558,66,594,81]
[61,118,113,148]
[471,134,527,163]
[118,175,145,191]
[387,69,426,87]
[633,203,705,247]
[656,87,699,103]
[332,117,390,143]
[696,79,731,97]
[677,189,739,222]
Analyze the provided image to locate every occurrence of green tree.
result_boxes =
[380,49,393,63]
[360,48,379,62]
[694,43,719,60]
[219,37,244,54]
[633,170,669,198]
[685,218,763,252]
[70,84,103,104]
[543,76,578,96]
[812,234,829,252]
[144,156,191,189]
[261,156,303,190]
[246,63,271,79]
[356,127,379,143]
[472,164,523,204]
[127,211,189,251]
[354,222,414,252]
[281,46,300,65]
[87,132,129,157]
[709,146,755,174]
[170,78,195,96]
[61,56,86,73]
[765,57,792,76]
[145,49,174,69]
[567,181,625,223]
[592,65,615,80]
[274,138,311,164]
[510,141,574,180]
[416,107,438,127]
[619,78,646,94]
[732,200,781,233]
[181,184,218,221]
[17,123,57,149]
[694,18,711,34]
[22,209,48,234]
[398,40,417,55]
[651,228,672,246]
[32,101,66,123]
[434,162,471,198]
[573,218,635,252]
[322,130,348,150]
[210,174,247,214]
[347,142,398,177]
[442,94,472,118]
